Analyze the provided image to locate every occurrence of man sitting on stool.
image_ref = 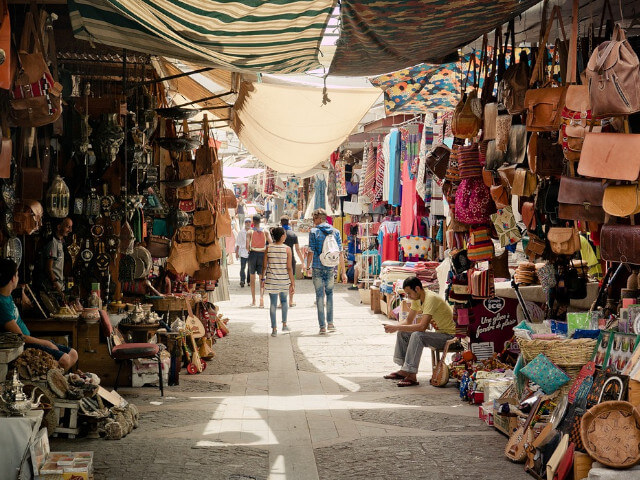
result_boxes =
[0,259,78,370]
[383,276,455,387]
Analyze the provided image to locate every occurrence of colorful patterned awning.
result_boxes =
[369,61,462,114]
[68,0,335,74]
[329,0,540,76]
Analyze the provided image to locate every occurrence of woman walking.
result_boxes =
[262,227,295,337]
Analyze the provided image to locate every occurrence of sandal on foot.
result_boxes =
[383,372,406,380]
[397,379,420,387]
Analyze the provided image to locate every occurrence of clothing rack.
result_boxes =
[357,222,377,285]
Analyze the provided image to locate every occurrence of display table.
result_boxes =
[0,345,24,380]
[0,410,43,480]
[494,281,599,311]
[23,317,78,349]
[118,322,160,343]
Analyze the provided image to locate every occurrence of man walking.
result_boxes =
[305,208,347,334]
[235,218,252,287]
[383,276,455,387]
[246,215,272,308]
[280,215,303,307]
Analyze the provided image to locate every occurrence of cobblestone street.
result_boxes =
[52,260,528,480]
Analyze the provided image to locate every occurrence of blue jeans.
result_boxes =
[312,268,334,328]
[269,292,288,329]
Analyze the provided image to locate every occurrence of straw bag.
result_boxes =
[193,208,214,226]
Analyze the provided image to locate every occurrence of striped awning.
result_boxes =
[68,0,335,74]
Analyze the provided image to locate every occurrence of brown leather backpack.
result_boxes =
[498,20,530,114]
[587,24,640,116]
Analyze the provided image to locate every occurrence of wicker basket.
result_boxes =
[149,295,195,312]
[580,400,640,468]
[517,338,596,366]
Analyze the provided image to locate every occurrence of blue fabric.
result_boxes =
[308,223,342,270]
[269,292,288,329]
[312,268,335,327]
[388,129,401,206]
[314,176,327,210]
[0,294,30,336]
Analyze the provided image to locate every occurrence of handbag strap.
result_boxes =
[461,52,477,94]
[566,0,579,84]
[530,6,568,87]
[597,0,615,39]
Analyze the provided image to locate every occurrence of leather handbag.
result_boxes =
[194,260,222,282]
[529,133,564,177]
[216,206,233,237]
[193,208,214,226]
[586,24,640,116]
[560,85,606,164]
[521,202,537,231]
[578,133,640,181]
[425,144,451,180]
[223,188,237,209]
[547,227,581,255]
[558,176,606,222]
[196,241,222,263]
[524,7,569,132]
[10,9,62,127]
[452,55,481,139]
[537,178,561,224]
[482,168,495,188]
[195,116,217,176]
[19,137,43,201]
[603,183,640,218]
[147,235,171,258]
[485,139,505,170]
[167,239,199,276]
[600,224,640,264]
[506,125,527,165]
[497,164,517,191]
[0,0,11,90]
[490,184,509,209]
[195,224,216,245]
[176,225,195,243]
[526,233,547,259]
[483,102,498,139]
[498,24,530,115]
[511,168,537,197]
[176,183,194,200]
[13,200,43,235]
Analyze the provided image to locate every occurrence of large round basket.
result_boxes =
[580,401,640,468]
[517,338,596,366]
[149,296,195,312]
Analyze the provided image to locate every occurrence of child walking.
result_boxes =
[261,227,295,336]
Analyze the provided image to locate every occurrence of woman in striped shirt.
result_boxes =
[261,227,295,337]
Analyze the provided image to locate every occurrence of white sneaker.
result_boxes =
[319,327,327,334]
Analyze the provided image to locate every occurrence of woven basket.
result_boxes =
[517,338,596,365]
[580,400,640,468]
[150,296,194,312]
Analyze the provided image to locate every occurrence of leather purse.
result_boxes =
[176,183,194,200]
[600,224,640,264]
[19,139,43,201]
[497,164,517,191]
[425,144,451,180]
[485,139,505,170]
[196,241,222,263]
[223,188,237,209]
[194,260,222,282]
[498,33,530,115]
[147,235,171,258]
[558,176,606,222]
[521,202,537,231]
[526,232,547,259]
[586,24,640,116]
[490,184,509,208]
[529,133,564,177]
[176,225,195,243]
[547,227,581,255]
[578,132,640,181]
[193,208,214,226]
[195,224,216,245]
[482,168,495,188]
[511,168,537,197]
[216,207,233,237]
[603,183,640,218]
[167,238,199,276]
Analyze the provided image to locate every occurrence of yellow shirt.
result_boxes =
[411,291,455,335]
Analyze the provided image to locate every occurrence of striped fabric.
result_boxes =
[457,144,482,179]
[467,226,494,262]
[363,141,377,201]
[373,136,385,208]
[264,244,291,293]
[358,144,368,198]
[67,0,334,73]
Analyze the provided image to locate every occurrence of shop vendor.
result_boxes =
[0,259,78,370]
[33,217,72,299]
[383,276,455,387]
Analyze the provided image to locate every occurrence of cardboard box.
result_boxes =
[493,413,518,436]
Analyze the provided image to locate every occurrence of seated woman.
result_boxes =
[0,259,78,370]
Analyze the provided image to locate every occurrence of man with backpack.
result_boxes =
[305,208,347,334]
[246,215,272,308]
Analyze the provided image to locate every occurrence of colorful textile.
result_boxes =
[467,227,495,261]
[399,236,432,262]
[285,176,300,213]
[370,61,463,114]
[400,161,417,237]
[329,0,539,76]
[68,0,334,74]
[491,206,522,247]
[328,167,338,211]
[336,160,347,197]
[314,174,327,210]
[388,129,401,207]
[360,141,376,203]
[373,136,386,208]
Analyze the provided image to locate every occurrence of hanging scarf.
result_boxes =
[373,135,385,208]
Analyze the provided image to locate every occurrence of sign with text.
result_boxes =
[469,297,520,353]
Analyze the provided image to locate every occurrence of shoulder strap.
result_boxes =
[566,0,579,84]
[530,5,567,87]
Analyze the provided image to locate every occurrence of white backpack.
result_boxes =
[319,230,341,267]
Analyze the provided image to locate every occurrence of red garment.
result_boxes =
[400,161,417,237]
[382,232,399,262]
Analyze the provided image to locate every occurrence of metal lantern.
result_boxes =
[46,175,70,218]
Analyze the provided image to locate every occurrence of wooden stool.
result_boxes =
[429,339,465,367]
[53,399,80,438]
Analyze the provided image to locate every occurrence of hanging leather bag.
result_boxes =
[10,9,62,127]
[223,188,237,209]
[425,144,450,180]
[196,241,222,264]
[13,200,43,235]
[586,24,640,116]
[498,20,530,114]
[547,226,581,255]
[529,133,564,177]
[195,115,218,176]
[452,54,482,139]
[602,183,640,218]
[0,0,11,90]
[578,132,640,181]
[511,168,537,197]
[558,176,606,222]
[524,6,569,132]
[0,112,11,179]
[601,224,640,264]
[560,85,607,165]
[147,235,171,258]
[195,224,216,245]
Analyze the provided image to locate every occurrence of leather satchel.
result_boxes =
[558,177,606,223]
[216,207,233,238]
[147,235,171,258]
[195,224,216,245]
[176,182,194,200]
[586,24,640,116]
[547,227,581,255]
[529,133,564,177]
[578,132,640,181]
[176,225,195,243]
[490,184,509,208]
[600,224,640,264]
[196,241,222,263]
[452,89,481,139]
[521,202,537,231]
[425,144,451,180]
[603,183,640,217]
[19,141,43,201]
[193,208,214,226]
[497,164,517,191]
[511,168,537,197]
